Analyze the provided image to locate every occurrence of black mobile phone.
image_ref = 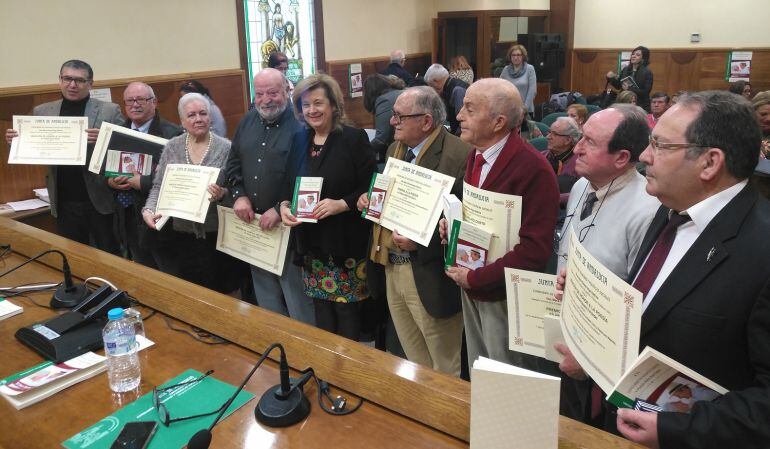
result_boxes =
[109,421,159,449]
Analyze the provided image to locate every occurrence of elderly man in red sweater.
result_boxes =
[443,78,559,371]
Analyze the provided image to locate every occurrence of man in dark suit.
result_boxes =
[425,64,468,135]
[357,86,470,376]
[4,60,124,253]
[442,78,559,370]
[380,50,415,87]
[108,81,182,267]
[559,91,770,449]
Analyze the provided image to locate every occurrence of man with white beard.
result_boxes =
[225,68,314,325]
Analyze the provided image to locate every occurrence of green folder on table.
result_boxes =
[62,369,254,449]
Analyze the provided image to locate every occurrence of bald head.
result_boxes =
[253,68,289,121]
[123,81,157,127]
[457,79,524,149]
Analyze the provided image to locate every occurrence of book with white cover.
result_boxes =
[471,357,560,449]
[0,298,23,320]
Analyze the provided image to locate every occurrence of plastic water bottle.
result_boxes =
[123,307,145,341]
[103,308,141,392]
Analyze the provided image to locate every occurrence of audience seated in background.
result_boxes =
[543,117,581,209]
[363,74,405,162]
[179,80,227,137]
[646,92,670,128]
[753,90,770,157]
[448,55,474,85]
[615,90,637,105]
[380,50,415,87]
[425,63,467,135]
[729,80,752,100]
[566,103,588,129]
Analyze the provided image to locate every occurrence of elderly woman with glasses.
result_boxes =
[142,93,242,294]
[280,74,376,340]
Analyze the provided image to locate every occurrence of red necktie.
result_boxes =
[632,212,691,299]
[469,153,486,187]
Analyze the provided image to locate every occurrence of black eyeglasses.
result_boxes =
[60,76,90,86]
[391,112,426,124]
[124,97,155,106]
[152,370,226,426]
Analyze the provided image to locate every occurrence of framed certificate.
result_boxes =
[8,116,88,165]
[377,158,455,247]
[156,164,220,224]
[215,206,290,276]
[89,122,167,176]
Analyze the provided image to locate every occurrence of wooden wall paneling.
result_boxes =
[0,70,248,204]
[570,48,770,100]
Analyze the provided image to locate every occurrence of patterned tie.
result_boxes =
[469,153,486,187]
[404,148,416,163]
[632,212,691,299]
[580,192,599,220]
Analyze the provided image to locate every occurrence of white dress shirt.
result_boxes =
[474,134,509,186]
[640,180,747,311]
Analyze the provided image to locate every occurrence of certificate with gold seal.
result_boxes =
[215,206,290,276]
[462,182,522,263]
[8,116,88,165]
[377,158,455,247]
[560,226,643,394]
[156,164,220,223]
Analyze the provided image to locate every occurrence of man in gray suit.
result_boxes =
[5,60,124,253]
[357,87,470,376]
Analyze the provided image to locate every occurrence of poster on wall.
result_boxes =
[726,51,752,82]
[349,63,363,98]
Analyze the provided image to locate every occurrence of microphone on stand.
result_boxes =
[0,249,89,308]
[187,343,311,449]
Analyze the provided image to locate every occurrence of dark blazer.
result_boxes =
[396,127,471,318]
[465,132,559,301]
[380,63,415,87]
[441,77,469,135]
[291,125,376,261]
[627,184,770,449]
[608,64,653,111]
[125,113,184,194]
[34,98,124,217]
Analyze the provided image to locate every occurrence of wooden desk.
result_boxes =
[0,218,643,449]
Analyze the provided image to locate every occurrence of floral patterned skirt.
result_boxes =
[303,256,368,303]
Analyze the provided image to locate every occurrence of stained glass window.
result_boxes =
[243,0,316,97]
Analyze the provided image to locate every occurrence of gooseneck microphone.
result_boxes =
[0,249,89,308]
[188,343,310,449]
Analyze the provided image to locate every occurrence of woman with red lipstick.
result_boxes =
[280,74,376,340]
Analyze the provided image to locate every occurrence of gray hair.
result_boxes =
[178,92,210,120]
[606,103,650,162]
[424,64,449,85]
[126,81,155,99]
[407,86,447,131]
[390,50,405,63]
[553,116,582,144]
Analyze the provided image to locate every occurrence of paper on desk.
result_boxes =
[7,198,49,211]
[33,188,50,203]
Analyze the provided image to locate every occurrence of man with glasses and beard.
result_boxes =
[225,68,314,325]
[553,103,659,421]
